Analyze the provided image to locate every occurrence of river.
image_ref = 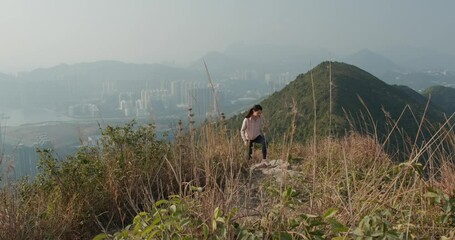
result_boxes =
[0,107,72,127]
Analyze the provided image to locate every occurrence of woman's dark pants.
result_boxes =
[246,135,267,160]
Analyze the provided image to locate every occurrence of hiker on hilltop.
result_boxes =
[240,104,268,163]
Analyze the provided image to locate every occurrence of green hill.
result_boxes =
[422,85,455,114]
[228,61,444,145]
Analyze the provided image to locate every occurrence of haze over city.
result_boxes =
[1,0,455,73]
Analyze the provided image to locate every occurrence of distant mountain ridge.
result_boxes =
[342,49,455,91]
[379,45,455,72]
[189,43,331,79]
[21,60,203,83]
[190,45,455,91]
[3,44,455,91]
[0,72,12,80]
[343,49,405,77]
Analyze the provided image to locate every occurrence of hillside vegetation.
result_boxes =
[422,85,455,114]
[0,62,454,239]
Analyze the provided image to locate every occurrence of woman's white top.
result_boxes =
[240,116,263,141]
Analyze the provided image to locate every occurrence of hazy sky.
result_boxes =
[1,0,454,73]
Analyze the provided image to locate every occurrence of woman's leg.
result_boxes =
[260,135,267,160]
[252,135,267,160]
[246,140,253,160]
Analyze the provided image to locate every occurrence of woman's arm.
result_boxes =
[240,118,248,142]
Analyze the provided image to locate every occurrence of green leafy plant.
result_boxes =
[257,186,348,239]
[424,189,455,226]
[351,210,401,240]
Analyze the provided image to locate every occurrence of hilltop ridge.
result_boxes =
[229,61,445,147]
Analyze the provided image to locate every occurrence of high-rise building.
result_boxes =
[187,85,222,117]
[102,80,115,96]
[140,89,150,109]
[0,114,8,152]
[171,81,206,105]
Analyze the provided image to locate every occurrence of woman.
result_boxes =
[240,104,267,162]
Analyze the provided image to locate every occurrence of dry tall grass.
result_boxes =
[97,113,453,239]
[0,112,453,239]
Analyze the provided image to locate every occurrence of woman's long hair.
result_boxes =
[245,104,263,118]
